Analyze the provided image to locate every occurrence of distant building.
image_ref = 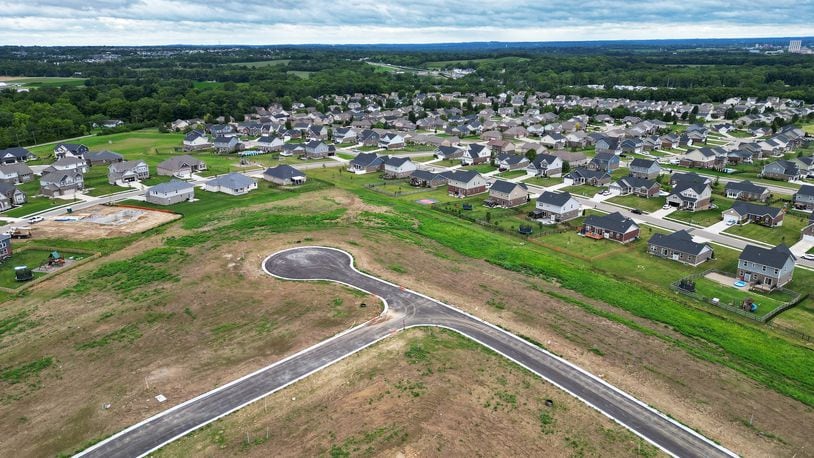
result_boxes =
[789,40,802,54]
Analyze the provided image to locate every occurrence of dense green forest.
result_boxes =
[1,45,813,148]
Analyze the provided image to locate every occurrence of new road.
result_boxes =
[78,246,737,458]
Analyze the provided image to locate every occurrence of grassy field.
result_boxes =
[801,123,814,135]
[228,59,290,67]
[287,70,313,79]
[424,56,530,68]
[496,170,527,179]
[461,164,496,174]
[154,328,658,457]
[0,76,87,88]
[692,277,790,314]
[28,129,183,160]
[607,195,667,212]
[723,212,810,246]
[0,249,53,287]
[4,196,78,218]
[525,176,563,187]
[562,184,604,197]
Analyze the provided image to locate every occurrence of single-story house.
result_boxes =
[0,147,34,164]
[348,152,385,174]
[496,153,529,171]
[724,180,770,202]
[409,170,451,188]
[203,172,258,195]
[564,168,611,187]
[434,146,464,160]
[648,229,713,266]
[86,151,124,166]
[722,202,785,227]
[157,155,208,177]
[145,180,195,205]
[263,165,307,186]
[581,212,640,244]
[609,176,660,198]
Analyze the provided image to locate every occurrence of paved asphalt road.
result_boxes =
[79,247,736,458]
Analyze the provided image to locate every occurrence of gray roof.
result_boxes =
[149,179,194,194]
[728,201,783,219]
[264,164,305,180]
[795,184,814,198]
[447,170,482,183]
[490,179,527,194]
[206,172,257,190]
[584,211,638,234]
[0,147,33,159]
[629,158,658,169]
[109,160,146,173]
[158,155,205,171]
[614,176,658,189]
[384,156,411,168]
[86,151,123,162]
[725,180,767,195]
[739,244,794,269]
[537,191,574,207]
[648,230,709,256]
[350,152,384,167]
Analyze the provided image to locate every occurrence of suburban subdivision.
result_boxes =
[1,34,813,458]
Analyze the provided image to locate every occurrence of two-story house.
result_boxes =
[487,180,528,208]
[793,185,814,210]
[647,230,713,266]
[107,160,150,184]
[737,244,795,290]
[447,170,487,197]
[628,158,661,180]
[666,181,712,211]
[525,154,563,177]
[724,180,770,202]
[531,191,582,223]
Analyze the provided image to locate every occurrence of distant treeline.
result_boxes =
[1,46,813,148]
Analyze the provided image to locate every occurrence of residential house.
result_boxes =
[581,212,640,244]
[801,215,814,242]
[157,155,207,177]
[447,170,487,197]
[647,230,713,266]
[183,130,211,151]
[588,152,620,172]
[461,144,491,165]
[531,191,582,223]
[666,181,712,211]
[540,133,566,149]
[409,170,451,188]
[348,152,385,174]
[526,154,563,177]
[0,147,34,164]
[762,160,801,181]
[0,163,34,184]
[679,147,719,169]
[357,129,381,146]
[86,151,123,166]
[0,233,10,259]
[42,157,88,175]
[434,145,464,160]
[378,133,405,150]
[256,135,285,152]
[620,138,644,155]
[551,151,589,167]
[263,165,307,186]
[213,135,240,154]
[724,180,770,202]
[54,143,88,159]
[0,182,26,207]
[145,180,195,205]
[487,139,516,155]
[303,141,335,159]
[383,157,417,179]
[723,202,785,227]
[737,244,795,290]
[496,153,529,171]
[487,180,528,208]
[564,168,611,187]
[595,137,621,155]
[610,176,660,198]
[669,172,711,188]
[793,185,814,210]
[333,127,358,144]
[307,125,329,141]
[203,172,258,195]
[39,171,84,197]
[107,160,150,184]
[628,158,661,180]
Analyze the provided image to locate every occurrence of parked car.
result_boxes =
[801,254,814,261]
[662,204,671,210]
[631,209,643,215]
[26,216,44,224]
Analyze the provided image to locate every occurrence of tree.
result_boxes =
[561,161,571,174]
[525,149,537,161]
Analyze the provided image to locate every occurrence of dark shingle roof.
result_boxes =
[739,244,794,269]
[648,230,710,256]
[490,179,526,194]
[264,165,305,180]
[537,191,575,207]
[729,201,783,219]
[584,211,638,234]
[725,180,767,195]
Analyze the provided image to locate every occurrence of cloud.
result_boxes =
[0,0,811,45]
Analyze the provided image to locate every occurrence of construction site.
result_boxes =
[26,205,180,239]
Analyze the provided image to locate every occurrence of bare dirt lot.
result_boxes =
[32,205,179,239]
[155,328,662,457]
[0,189,811,457]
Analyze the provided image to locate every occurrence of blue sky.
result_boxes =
[0,0,812,45]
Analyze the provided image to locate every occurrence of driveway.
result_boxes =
[78,247,736,458]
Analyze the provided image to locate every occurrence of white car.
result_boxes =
[801,254,814,261]
[662,204,671,210]
[26,216,44,224]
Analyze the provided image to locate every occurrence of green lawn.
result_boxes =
[411,155,437,163]
[4,196,78,218]
[728,130,754,138]
[668,196,735,227]
[82,167,127,197]
[496,170,527,179]
[525,176,563,187]
[803,123,814,135]
[0,249,53,287]
[562,184,604,197]
[287,71,313,79]
[723,213,810,246]
[461,164,496,174]
[606,195,666,212]
[398,144,436,153]
[228,59,290,67]
[692,277,789,314]
[0,76,87,88]
[28,129,183,159]
[610,168,629,180]
[336,153,355,160]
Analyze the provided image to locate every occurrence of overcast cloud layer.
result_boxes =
[0,0,812,45]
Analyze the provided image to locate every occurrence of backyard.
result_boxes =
[606,195,666,212]
[723,212,810,246]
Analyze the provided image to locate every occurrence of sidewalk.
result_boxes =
[789,239,814,257]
